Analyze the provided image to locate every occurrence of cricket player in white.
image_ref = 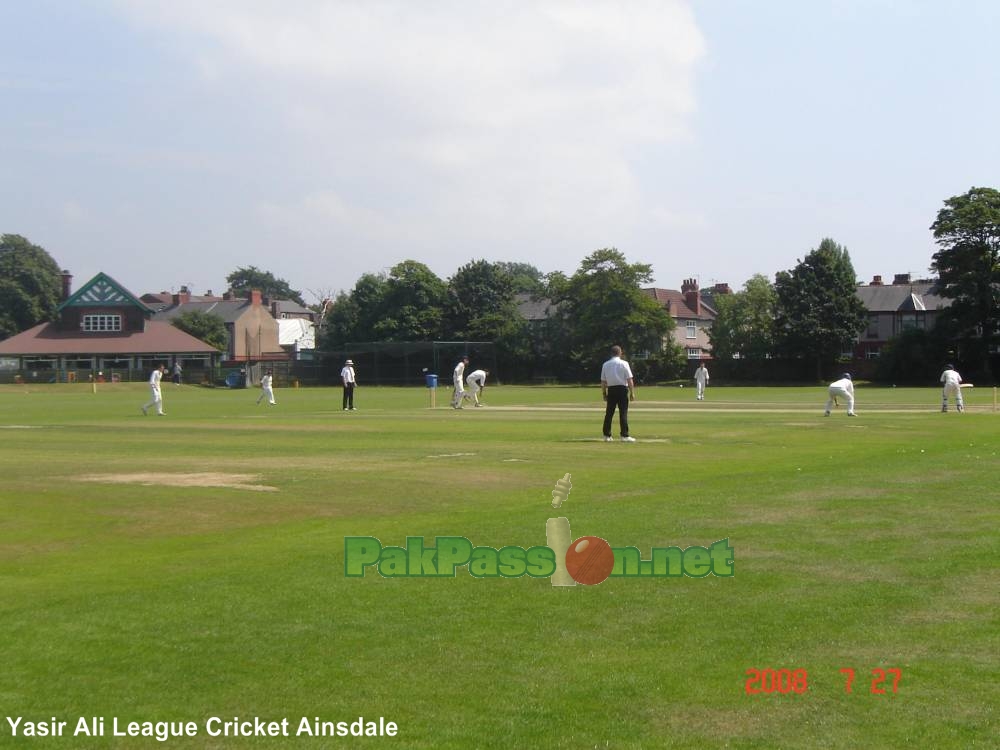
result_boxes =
[141,364,167,416]
[824,373,855,417]
[257,370,276,405]
[694,363,710,400]
[451,356,469,409]
[465,369,488,407]
[940,364,964,412]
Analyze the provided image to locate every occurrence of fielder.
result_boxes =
[257,369,276,405]
[694,363,710,401]
[940,364,964,413]
[465,368,488,407]
[451,355,469,409]
[141,364,167,416]
[824,373,856,417]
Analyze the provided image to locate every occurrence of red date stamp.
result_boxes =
[745,667,902,695]
[744,668,809,694]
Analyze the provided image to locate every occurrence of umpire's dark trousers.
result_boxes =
[603,385,630,438]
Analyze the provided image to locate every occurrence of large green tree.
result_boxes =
[317,273,389,349]
[447,259,532,376]
[225,266,305,306]
[0,234,63,339]
[709,274,777,377]
[495,261,545,295]
[317,291,359,350]
[447,260,517,338]
[554,248,673,379]
[372,261,448,341]
[774,238,867,379]
[930,186,1000,379]
[170,310,228,351]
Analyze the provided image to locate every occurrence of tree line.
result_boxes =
[3,186,998,382]
[317,251,682,383]
[703,187,1000,383]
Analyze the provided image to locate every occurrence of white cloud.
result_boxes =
[112,1,706,283]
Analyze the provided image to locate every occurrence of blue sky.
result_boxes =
[2,1,997,302]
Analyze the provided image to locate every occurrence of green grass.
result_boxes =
[1,382,997,748]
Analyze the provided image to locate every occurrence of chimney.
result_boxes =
[871,275,883,286]
[206,289,213,297]
[681,278,700,315]
[892,273,911,285]
[250,289,262,306]
[172,286,191,305]
[60,270,73,301]
[712,282,732,295]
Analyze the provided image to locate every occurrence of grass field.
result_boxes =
[1,382,997,749]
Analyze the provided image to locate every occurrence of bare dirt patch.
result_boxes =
[79,472,278,492]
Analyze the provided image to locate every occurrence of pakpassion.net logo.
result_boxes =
[344,475,734,586]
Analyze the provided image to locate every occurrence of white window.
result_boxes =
[82,314,122,332]
[685,321,697,339]
[687,348,701,359]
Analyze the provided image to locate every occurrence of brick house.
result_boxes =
[851,273,951,371]
[151,289,283,366]
[642,279,731,365]
[0,272,220,383]
[514,280,732,375]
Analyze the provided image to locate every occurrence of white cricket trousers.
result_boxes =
[942,383,963,411]
[826,385,854,415]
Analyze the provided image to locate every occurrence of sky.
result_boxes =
[2,0,998,303]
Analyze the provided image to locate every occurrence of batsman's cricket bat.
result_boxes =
[960,383,974,388]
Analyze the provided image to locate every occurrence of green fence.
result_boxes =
[310,341,497,386]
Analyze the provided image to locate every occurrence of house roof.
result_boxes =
[641,288,717,320]
[58,272,154,314]
[855,282,949,313]
[700,288,730,310]
[0,320,219,356]
[514,293,559,321]
[271,299,314,317]
[152,299,259,324]
[278,318,315,348]
[142,292,224,307]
